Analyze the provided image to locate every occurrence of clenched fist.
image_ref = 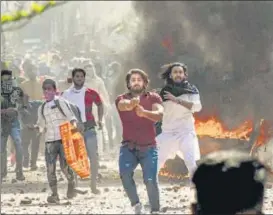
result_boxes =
[130,97,140,109]
[135,105,146,117]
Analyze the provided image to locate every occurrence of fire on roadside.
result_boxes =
[159,115,273,179]
[194,116,253,140]
[194,115,272,149]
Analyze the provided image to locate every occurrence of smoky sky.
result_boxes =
[129,1,273,125]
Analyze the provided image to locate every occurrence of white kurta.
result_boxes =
[156,93,202,177]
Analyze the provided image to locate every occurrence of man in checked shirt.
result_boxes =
[33,79,77,204]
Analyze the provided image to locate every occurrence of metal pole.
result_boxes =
[1,26,7,63]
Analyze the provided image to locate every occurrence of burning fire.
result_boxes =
[159,115,273,179]
[194,116,253,140]
[193,116,272,146]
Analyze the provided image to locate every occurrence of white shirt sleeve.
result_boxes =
[36,105,45,133]
[189,94,202,113]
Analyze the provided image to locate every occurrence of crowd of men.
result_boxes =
[1,54,270,214]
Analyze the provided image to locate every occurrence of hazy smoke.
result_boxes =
[130,1,273,125]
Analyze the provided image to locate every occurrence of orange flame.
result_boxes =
[159,115,273,179]
[159,165,189,180]
[194,116,253,140]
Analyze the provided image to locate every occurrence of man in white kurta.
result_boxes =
[156,62,202,178]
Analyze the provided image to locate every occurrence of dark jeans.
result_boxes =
[119,145,160,212]
[45,140,74,195]
[1,119,23,177]
[22,128,40,167]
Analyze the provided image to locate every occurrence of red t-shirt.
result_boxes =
[115,92,162,148]
[85,88,102,122]
[61,88,102,126]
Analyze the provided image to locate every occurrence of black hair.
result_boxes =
[71,68,86,78]
[1,69,12,76]
[42,78,57,90]
[160,62,188,84]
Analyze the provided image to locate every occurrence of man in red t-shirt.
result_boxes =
[62,68,104,194]
[115,69,163,214]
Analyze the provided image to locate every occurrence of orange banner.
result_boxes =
[60,122,90,179]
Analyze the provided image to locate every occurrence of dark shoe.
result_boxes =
[30,165,38,171]
[47,194,60,204]
[91,188,101,194]
[67,182,77,199]
[16,172,25,181]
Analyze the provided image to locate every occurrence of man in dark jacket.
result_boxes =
[1,69,26,181]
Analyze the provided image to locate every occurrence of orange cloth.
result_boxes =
[59,122,90,178]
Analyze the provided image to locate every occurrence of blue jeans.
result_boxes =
[84,129,99,189]
[119,145,160,212]
[1,119,23,176]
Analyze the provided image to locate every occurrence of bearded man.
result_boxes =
[62,68,104,194]
[156,62,202,179]
[116,69,164,214]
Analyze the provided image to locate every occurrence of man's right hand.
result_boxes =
[130,97,140,109]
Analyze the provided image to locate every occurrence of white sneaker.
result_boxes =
[134,203,142,214]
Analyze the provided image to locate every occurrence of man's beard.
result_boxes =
[130,86,145,94]
[172,77,184,83]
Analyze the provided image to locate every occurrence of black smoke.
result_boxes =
[127,1,273,125]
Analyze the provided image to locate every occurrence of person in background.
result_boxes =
[33,79,77,203]
[38,60,51,77]
[50,54,62,81]
[62,68,104,194]
[83,61,110,155]
[20,59,43,100]
[192,150,268,215]
[104,61,123,149]
[21,99,43,170]
[5,59,26,167]
[1,69,26,181]
[116,69,164,214]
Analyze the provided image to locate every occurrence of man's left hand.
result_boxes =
[163,91,177,102]
[135,105,146,117]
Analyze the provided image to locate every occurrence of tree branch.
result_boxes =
[1,1,68,32]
